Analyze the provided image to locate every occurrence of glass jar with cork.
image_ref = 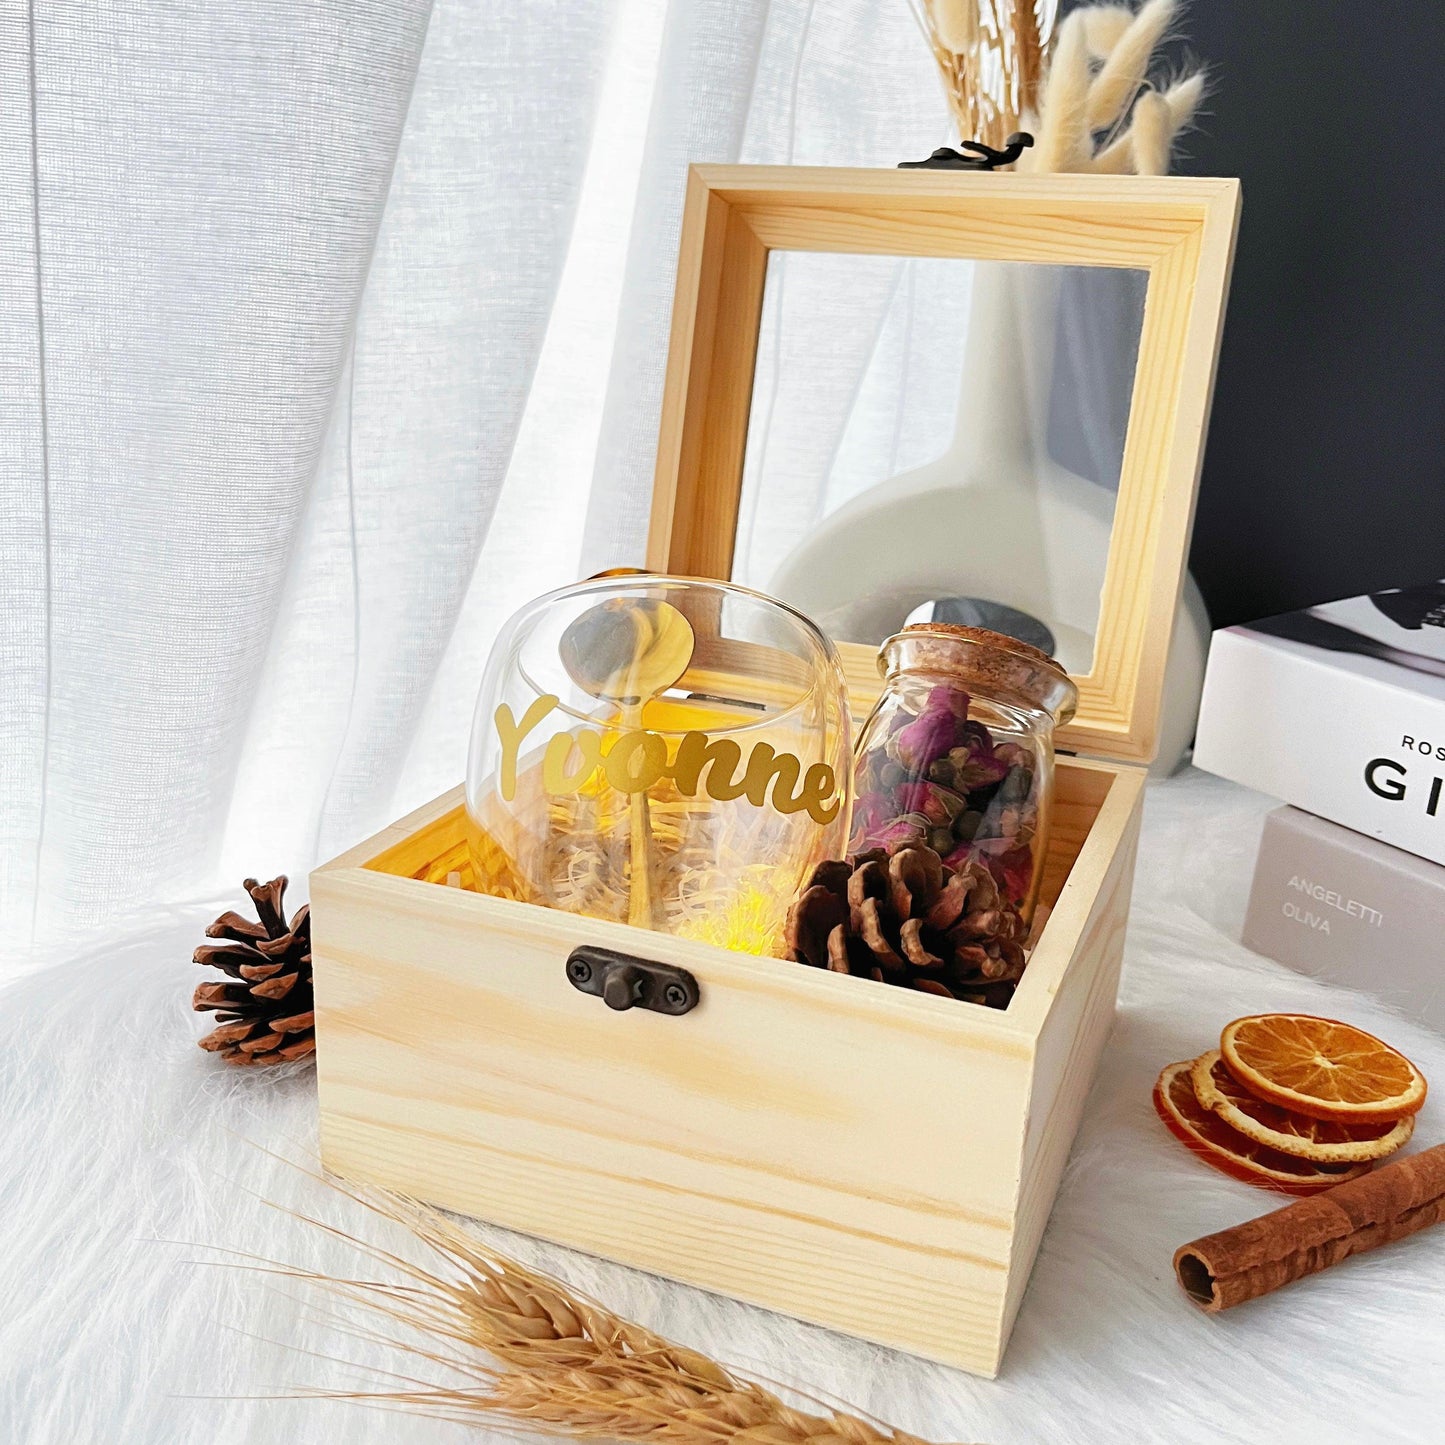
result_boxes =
[849,623,1078,926]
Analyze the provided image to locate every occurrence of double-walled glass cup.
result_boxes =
[466,575,852,955]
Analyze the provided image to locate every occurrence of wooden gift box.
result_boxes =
[311,168,1239,1378]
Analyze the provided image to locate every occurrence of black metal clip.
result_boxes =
[898,131,1033,171]
[565,945,700,1016]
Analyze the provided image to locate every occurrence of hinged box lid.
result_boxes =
[642,166,1239,765]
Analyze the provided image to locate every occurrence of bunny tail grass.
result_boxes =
[1025,0,1205,175]
[249,1176,974,1444]
[1081,5,1134,57]
[1085,127,1135,174]
[1160,69,1206,132]
[1089,68,1204,175]
[1033,8,1091,172]
[1083,0,1176,131]
[1127,90,1174,175]
[931,0,978,53]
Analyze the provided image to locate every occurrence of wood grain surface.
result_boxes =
[312,757,1142,1376]
[644,166,1240,765]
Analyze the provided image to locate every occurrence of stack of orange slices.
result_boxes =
[1154,1014,1428,1195]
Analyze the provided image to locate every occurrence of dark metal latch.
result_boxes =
[565,945,700,1016]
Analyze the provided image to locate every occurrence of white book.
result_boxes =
[1193,580,1445,867]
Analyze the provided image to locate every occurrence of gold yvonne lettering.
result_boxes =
[541,729,603,793]
[798,762,842,825]
[670,733,746,800]
[604,730,668,792]
[495,696,561,802]
[494,694,840,826]
[742,744,800,812]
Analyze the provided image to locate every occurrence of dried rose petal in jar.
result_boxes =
[850,624,1077,924]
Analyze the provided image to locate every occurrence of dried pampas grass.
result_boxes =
[233,1171,971,1444]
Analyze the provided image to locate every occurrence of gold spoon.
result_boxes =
[559,595,695,931]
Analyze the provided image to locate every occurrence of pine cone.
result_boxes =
[193,876,315,1065]
[783,844,1027,1008]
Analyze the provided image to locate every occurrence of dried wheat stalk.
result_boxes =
[909,0,1056,150]
[250,1175,974,1443]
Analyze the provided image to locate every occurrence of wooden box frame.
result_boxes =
[649,166,1240,763]
[311,168,1239,1378]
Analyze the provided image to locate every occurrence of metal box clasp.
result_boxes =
[565,946,699,1016]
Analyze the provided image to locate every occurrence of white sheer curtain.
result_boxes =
[2,0,950,977]
[582,0,952,566]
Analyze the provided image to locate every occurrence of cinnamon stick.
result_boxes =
[1174,1141,1445,1312]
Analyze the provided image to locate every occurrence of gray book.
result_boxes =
[1245,805,1445,1034]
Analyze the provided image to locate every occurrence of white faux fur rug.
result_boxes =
[4,770,1445,1445]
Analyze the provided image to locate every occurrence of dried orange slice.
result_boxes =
[1220,1014,1427,1124]
[1153,1058,1372,1196]
[1190,1049,1414,1164]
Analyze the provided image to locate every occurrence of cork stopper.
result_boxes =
[880,623,1077,723]
[901,622,1062,672]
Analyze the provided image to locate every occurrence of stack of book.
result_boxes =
[1193,580,1445,1030]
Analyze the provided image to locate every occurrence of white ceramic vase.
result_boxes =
[765,260,1209,774]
